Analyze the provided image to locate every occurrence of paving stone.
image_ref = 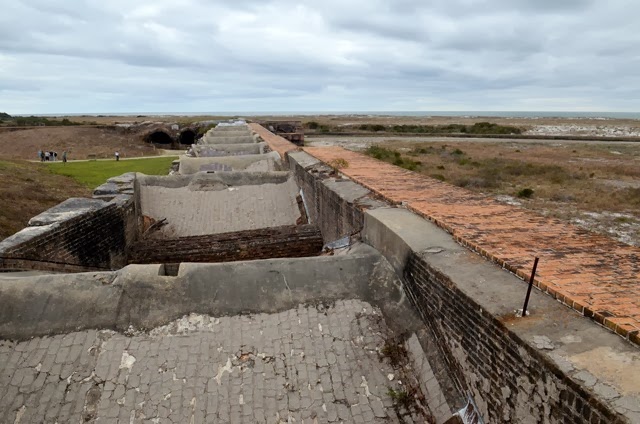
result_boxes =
[0,300,427,422]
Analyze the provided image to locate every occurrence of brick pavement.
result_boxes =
[304,146,640,345]
[0,300,427,423]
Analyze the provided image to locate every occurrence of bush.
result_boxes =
[468,122,522,135]
[517,188,535,198]
[365,145,420,171]
[305,121,320,130]
[328,158,349,170]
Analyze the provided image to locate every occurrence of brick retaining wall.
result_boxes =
[128,224,323,264]
[0,199,135,272]
[403,251,628,423]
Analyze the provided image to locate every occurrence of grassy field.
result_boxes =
[0,160,90,239]
[46,156,178,188]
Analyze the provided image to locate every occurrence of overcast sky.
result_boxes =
[1,0,639,114]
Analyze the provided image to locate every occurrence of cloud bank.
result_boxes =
[1,0,639,113]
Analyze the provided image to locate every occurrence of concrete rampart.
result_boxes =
[192,142,266,157]
[137,171,291,189]
[202,135,255,144]
[211,125,250,132]
[0,244,417,341]
[177,152,282,174]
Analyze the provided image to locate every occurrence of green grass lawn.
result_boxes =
[46,156,178,188]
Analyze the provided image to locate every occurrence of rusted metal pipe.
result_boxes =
[521,257,540,317]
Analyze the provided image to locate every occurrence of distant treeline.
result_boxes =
[304,121,522,135]
[0,114,94,126]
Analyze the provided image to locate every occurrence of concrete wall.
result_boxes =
[192,142,266,157]
[178,152,283,174]
[0,244,417,340]
[0,197,136,272]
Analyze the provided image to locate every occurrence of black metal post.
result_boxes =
[521,257,540,317]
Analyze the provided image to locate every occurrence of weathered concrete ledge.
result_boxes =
[0,244,417,340]
[201,135,255,144]
[27,198,108,226]
[192,142,267,157]
[136,171,292,189]
[178,152,282,174]
[363,207,640,423]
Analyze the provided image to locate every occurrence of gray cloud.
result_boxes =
[0,0,638,113]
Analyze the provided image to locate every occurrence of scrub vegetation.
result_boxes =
[305,120,522,135]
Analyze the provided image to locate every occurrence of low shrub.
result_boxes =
[517,188,535,198]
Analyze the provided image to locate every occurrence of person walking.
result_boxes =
[62,151,67,164]
[38,150,43,162]
[115,151,120,161]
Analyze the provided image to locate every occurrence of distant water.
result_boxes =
[23,111,640,119]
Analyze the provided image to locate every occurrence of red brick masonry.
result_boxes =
[249,123,299,158]
[304,146,640,346]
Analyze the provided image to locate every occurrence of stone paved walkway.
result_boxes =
[0,300,426,423]
[304,146,640,346]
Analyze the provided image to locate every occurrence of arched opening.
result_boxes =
[145,131,174,145]
[178,129,196,145]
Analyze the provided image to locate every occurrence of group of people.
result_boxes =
[37,150,122,163]
[38,150,67,163]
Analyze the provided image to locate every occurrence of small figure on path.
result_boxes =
[115,151,120,161]
[38,150,43,162]
[62,151,67,164]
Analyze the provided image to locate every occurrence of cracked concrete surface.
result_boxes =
[0,300,428,423]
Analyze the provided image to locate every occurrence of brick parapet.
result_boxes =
[0,198,136,272]
[303,146,640,347]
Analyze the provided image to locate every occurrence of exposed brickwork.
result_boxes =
[304,146,640,346]
[0,200,135,272]
[128,224,323,264]
[403,251,627,423]
[249,123,299,158]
